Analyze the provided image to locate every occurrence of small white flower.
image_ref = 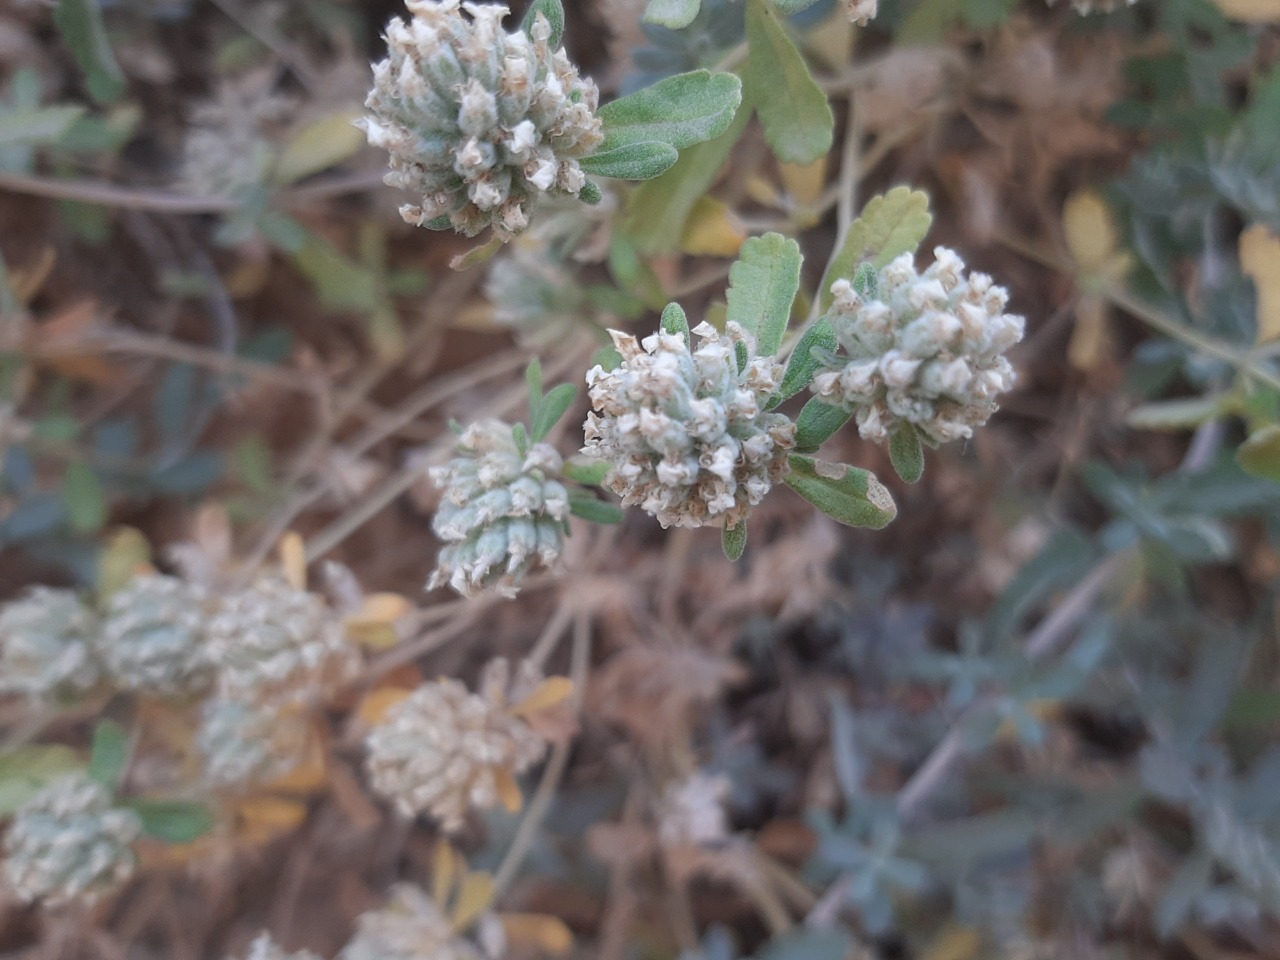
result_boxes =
[100,575,213,698]
[341,885,485,960]
[659,772,731,849]
[0,587,101,702]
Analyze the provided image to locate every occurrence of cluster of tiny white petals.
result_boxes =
[583,321,796,530]
[2,772,141,905]
[230,934,323,960]
[811,248,1024,446]
[658,772,731,849]
[0,588,101,702]
[845,0,878,24]
[100,575,213,697]
[362,0,604,239]
[341,885,484,960]
[197,697,311,790]
[1046,0,1138,12]
[428,419,570,599]
[366,658,549,831]
[206,577,359,706]
[180,71,293,198]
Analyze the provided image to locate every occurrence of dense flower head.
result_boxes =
[197,697,312,790]
[659,772,731,848]
[811,247,1024,446]
[341,884,484,960]
[206,577,359,705]
[2,772,141,904]
[362,0,604,239]
[366,658,550,831]
[232,934,323,960]
[845,0,878,24]
[583,321,796,530]
[0,587,101,702]
[101,575,213,697]
[428,419,570,598]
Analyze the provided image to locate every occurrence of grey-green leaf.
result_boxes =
[770,317,837,409]
[531,384,578,443]
[819,187,933,313]
[580,140,680,181]
[644,0,701,28]
[785,454,897,529]
[722,521,747,561]
[772,0,826,10]
[794,398,851,453]
[54,0,126,105]
[0,746,83,816]
[661,302,691,342]
[744,0,833,165]
[597,70,743,154]
[88,720,129,788]
[521,0,566,49]
[889,423,925,484]
[569,492,625,524]
[562,459,610,486]
[126,800,217,844]
[725,233,803,358]
[0,106,86,149]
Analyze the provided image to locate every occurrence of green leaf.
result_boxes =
[623,100,752,254]
[770,317,837,408]
[661,302,690,342]
[126,800,217,844]
[722,520,747,561]
[784,454,897,528]
[88,720,129,788]
[725,233,803,358]
[889,423,925,484]
[531,384,578,443]
[526,358,544,424]
[568,491,624,524]
[744,0,833,165]
[562,459,610,486]
[1238,424,1280,483]
[450,236,505,272]
[597,71,742,155]
[579,140,680,181]
[772,0,827,10]
[579,180,603,204]
[63,461,106,534]
[818,187,933,313]
[54,0,126,105]
[521,0,566,48]
[794,398,851,452]
[0,746,83,816]
[644,0,701,28]
[0,105,86,149]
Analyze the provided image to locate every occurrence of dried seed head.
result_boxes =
[231,934,323,960]
[101,575,213,698]
[0,587,101,702]
[811,247,1024,445]
[2,772,141,905]
[341,885,485,960]
[362,0,604,239]
[428,419,570,598]
[365,658,550,831]
[583,321,796,530]
[206,578,359,706]
[197,697,313,790]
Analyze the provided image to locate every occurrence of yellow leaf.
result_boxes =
[745,175,783,209]
[500,914,574,955]
[9,247,56,305]
[493,766,524,814]
[279,532,307,590]
[511,676,574,717]
[236,796,309,845]
[779,157,828,208]
[356,686,414,727]
[434,841,460,907]
[1068,296,1113,373]
[450,871,495,932]
[1240,223,1280,344]
[921,924,982,960]
[680,197,746,257]
[97,527,152,602]
[1063,190,1119,272]
[345,593,412,649]
[273,110,367,187]
[1212,0,1280,20]
[261,725,327,794]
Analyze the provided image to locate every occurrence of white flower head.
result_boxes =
[197,696,314,791]
[428,419,570,598]
[231,934,323,960]
[362,0,603,239]
[101,574,213,698]
[812,247,1024,445]
[341,885,485,960]
[845,0,878,25]
[659,772,731,849]
[583,321,795,530]
[0,587,101,702]
[2,772,141,905]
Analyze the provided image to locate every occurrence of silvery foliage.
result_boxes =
[2,772,141,904]
[429,419,570,598]
[365,658,548,831]
[231,934,323,960]
[206,577,358,705]
[197,697,311,790]
[0,587,101,702]
[341,884,485,960]
[361,0,603,239]
[811,248,1024,446]
[100,574,213,697]
[583,322,795,530]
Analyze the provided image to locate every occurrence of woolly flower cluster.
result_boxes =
[2,773,141,905]
[341,885,485,960]
[583,322,796,530]
[362,0,603,239]
[811,248,1024,446]
[428,419,570,598]
[101,575,213,697]
[0,588,101,702]
[230,935,323,960]
[366,658,550,831]
[659,772,731,849]
[845,0,877,24]
[1047,0,1137,12]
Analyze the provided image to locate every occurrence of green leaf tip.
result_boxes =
[785,455,897,529]
[598,70,743,158]
[643,0,701,29]
[744,0,833,165]
[819,187,933,313]
[722,521,748,561]
[521,0,566,49]
[889,424,925,484]
[726,233,803,358]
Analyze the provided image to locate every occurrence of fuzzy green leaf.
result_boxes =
[661,302,691,342]
[0,747,83,816]
[531,384,578,443]
[644,0,701,28]
[770,318,837,409]
[63,462,106,534]
[569,492,625,524]
[563,459,610,486]
[88,720,129,788]
[726,233,803,358]
[744,0,833,165]
[54,0,126,105]
[818,187,933,313]
[580,180,603,204]
[794,398,851,453]
[450,235,505,272]
[785,455,897,528]
[526,359,544,421]
[127,800,217,844]
[1238,424,1280,483]
[521,0,566,48]
[722,520,748,561]
[889,423,925,484]
[580,140,680,181]
[598,70,743,154]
